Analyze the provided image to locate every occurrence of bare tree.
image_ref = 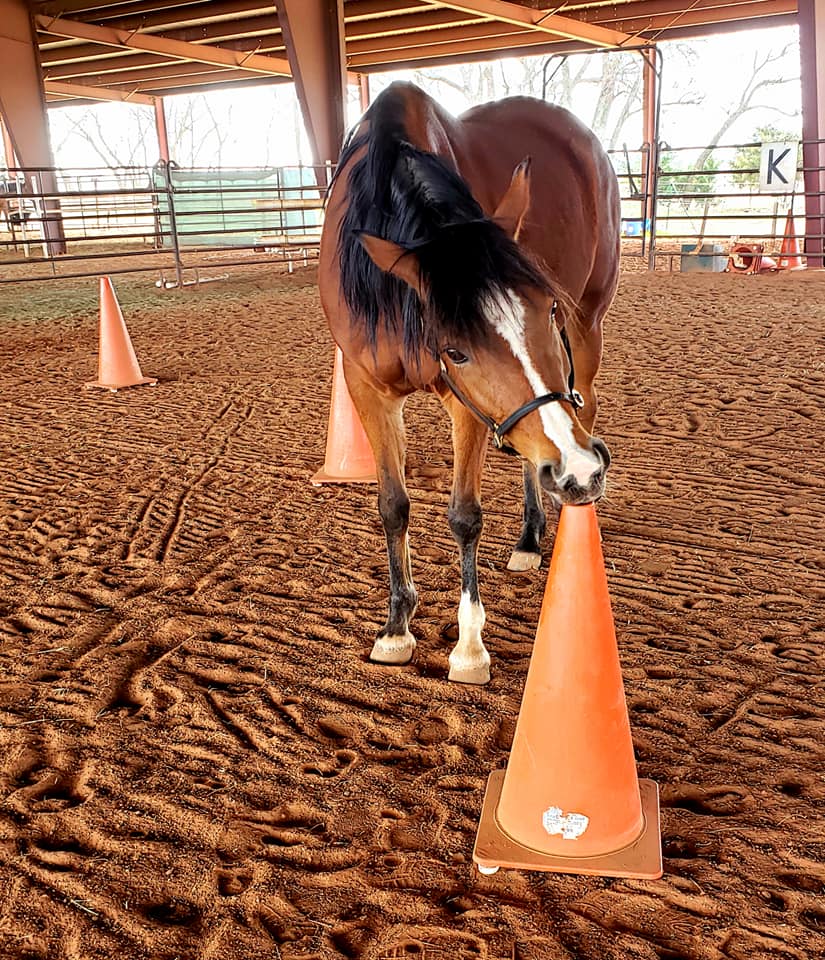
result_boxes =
[408,44,710,154]
[694,42,799,170]
[166,97,230,166]
[51,105,156,167]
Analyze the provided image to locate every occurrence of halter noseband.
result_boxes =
[438,306,584,458]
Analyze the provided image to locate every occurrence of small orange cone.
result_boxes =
[725,243,764,274]
[311,347,376,485]
[777,211,806,271]
[86,277,158,391]
[473,504,662,879]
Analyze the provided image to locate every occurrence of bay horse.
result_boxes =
[318,82,619,685]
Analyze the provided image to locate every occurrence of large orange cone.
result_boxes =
[473,503,662,879]
[777,211,806,271]
[311,347,376,485]
[86,277,158,391]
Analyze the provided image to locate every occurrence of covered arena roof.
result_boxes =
[36,0,796,107]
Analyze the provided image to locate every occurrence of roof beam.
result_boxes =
[43,79,156,105]
[80,1,277,34]
[352,13,795,75]
[103,67,282,95]
[349,3,794,70]
[49,60,247,86]
[35,0,210,18]
[417,0,635,48]
[576,0,795,33]
[44,54,180,80]
[38,7,476,65]
[33,12,292,76]
[348,26,547,66]
[99,73,285,100]
[344,1,426,20]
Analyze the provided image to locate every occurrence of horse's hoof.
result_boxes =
[507,550,542,572]
[448,660,491,685]
[370,633,416,665]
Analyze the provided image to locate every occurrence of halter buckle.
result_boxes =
[570,389,585,409]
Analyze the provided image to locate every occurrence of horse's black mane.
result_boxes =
[334,87,552,360]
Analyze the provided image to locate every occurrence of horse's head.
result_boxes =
[359,158,609,506]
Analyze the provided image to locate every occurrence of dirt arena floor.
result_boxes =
[1,263,823,960]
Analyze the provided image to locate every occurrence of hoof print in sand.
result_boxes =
[662,784,752,817]
[214,866,253,896]
[302,749,357,779]
[370,927,485,959]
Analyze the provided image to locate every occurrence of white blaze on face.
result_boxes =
[486,290,599,485]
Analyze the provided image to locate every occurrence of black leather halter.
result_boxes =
[438,309,584,458]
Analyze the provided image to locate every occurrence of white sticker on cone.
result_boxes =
[542,806,589,840]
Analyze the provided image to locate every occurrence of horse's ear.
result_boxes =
[493,157,531,240]
[359,234,423,295]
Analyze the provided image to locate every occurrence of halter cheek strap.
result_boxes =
[438,316,584,458]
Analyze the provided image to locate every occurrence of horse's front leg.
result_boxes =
[344,359,417,665]
[507,461,547,572]
[444,399,491,685]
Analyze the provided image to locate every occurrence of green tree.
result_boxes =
[658,151,720,197]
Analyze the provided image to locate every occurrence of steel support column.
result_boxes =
[277,0,347,169]
[641,46,660,270]
[799,0,825,267]
[359,74,371,114]
[1,117,15,169]
[0,0,66,253]
[154,97,171,162]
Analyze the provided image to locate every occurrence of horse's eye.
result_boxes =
[444,347,468,365]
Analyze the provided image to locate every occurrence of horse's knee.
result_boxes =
[578,385,599,433]
[378,487,410,537]
[448,501,482,546]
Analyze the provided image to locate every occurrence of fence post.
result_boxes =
[642,46,662,271]
[159,160,184,288]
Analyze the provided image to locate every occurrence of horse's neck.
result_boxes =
[393,87,498,218]
[396,85,462,173]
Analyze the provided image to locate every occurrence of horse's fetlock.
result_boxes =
[399,584,418,616]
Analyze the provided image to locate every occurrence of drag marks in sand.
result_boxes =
[0,268,824,958]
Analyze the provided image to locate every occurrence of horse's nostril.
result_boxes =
[590,437,611,470]
[539,463,558,489]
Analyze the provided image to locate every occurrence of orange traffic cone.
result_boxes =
[86,277,158,391]
[473,503,662,879]
[311,347,377,485]
[777,211,806,271]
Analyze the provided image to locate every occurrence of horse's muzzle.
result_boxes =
[539,437,610,505]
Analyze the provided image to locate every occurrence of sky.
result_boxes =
[45,24,802,171]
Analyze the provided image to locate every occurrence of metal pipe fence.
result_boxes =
[0,141,823,285]
[0,161,329,286]
[642,138,825,269]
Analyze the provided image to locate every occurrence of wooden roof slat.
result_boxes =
[103,65,274,92]
[45,54,182,81]
[418,0,634,47]
[43,79,157,105]
[349,0,792,66]
[32,0,800,104]
[34,12,292,76]
[355,11,795,73]
[89,1,277,33]
[36,1,209,19]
